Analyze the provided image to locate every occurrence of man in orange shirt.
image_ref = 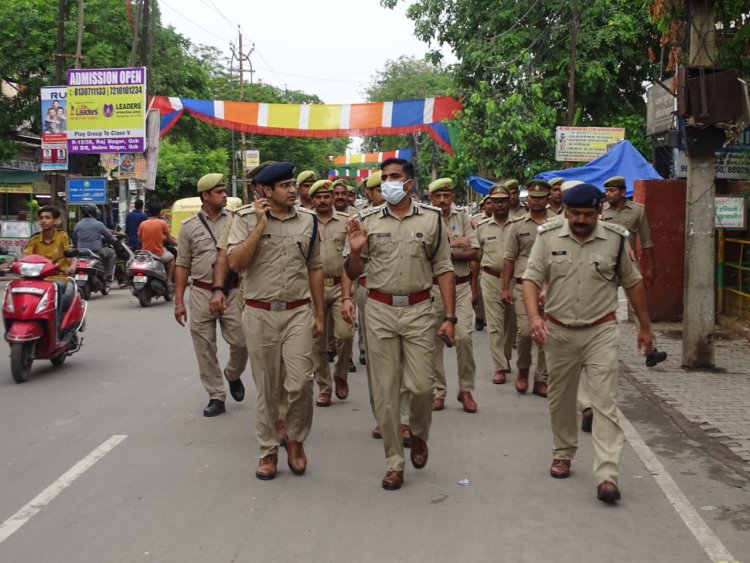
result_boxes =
[138,202,177,282]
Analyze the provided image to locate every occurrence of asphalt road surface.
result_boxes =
[0,287,747,562]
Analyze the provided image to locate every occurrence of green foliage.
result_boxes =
[155,138,228,202]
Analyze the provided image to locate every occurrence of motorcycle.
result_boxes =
[2,251,87,383]
[126,250,173,307]
[111,234,134,287]
[73,248,109,300]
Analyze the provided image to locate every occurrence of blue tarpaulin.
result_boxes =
[467,140,663,197]
[534,140,662,196]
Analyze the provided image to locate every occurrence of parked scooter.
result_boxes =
[111,232,134,287]
[0,247,15,276]
[74,248,109,300]
[2,251,87,383]
[126,251,173,307]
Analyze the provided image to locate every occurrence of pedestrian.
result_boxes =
[344,157,455,491]
[296,170,317,210]
[227,162,325,481]
[547,177,564,215]
[308,179,355,408]
[138,201,177,283]
[476,184,515,384]
[505,179,528,219]
[72,204,117,281]
[502,179,556,398]
[428,177,480,413]
[125,199,148,250]
[173,173,248,418]
[522,183,655,504]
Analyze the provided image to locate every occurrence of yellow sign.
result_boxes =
[243,150,260,171]
[555,127,625,162]
[0,184,33,194]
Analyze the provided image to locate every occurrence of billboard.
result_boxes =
[67,177,108,204]
[555,127,626,162]
[66,67,147,153]
[40,86,68,171]
[674,126,750,180]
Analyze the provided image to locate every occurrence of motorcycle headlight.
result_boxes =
[20,262,45,277]
[35,288,53,314]
[3,287,14,313]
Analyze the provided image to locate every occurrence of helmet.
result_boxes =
[81,204,97,218]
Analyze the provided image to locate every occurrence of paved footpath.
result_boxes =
[616,298,750,475]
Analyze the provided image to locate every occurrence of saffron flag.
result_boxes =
[151,97,461,154]
[332,148,413,166]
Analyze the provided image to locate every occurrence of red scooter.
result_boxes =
[2,251,87,383]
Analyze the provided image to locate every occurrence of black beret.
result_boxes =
[562,183,604,208]
[255,161,295,186]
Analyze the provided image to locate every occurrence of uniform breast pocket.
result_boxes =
[408,233,433,258]
[590,253,616,281]
[371,234,396,258]
[548,253,573,277]
[292,235,310,259]
[334,235,346,253]
[256,236,279,262]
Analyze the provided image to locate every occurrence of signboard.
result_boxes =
[0,184,33,194]
[555,127,626,162]
[715,197,746,230]
[243,150,260,171]
[40,86,68,171]
[674,126,750,180]
[646,79,676,136]
[66,67,147,153]
[66,177,108,204]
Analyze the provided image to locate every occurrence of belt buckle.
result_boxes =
[324,278,334,287]
[269,301,285,312]
[391,295,409,307]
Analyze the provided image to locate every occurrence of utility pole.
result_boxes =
[55,0,66,83]
[682,0,717,368]
[233,27,255,203]
[74,0,84,69]
[566,0,578,127]
[139,0,150,67]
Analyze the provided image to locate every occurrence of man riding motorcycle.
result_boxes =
[72,204,117,282]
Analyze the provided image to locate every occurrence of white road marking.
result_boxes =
[0,434,127,545]
[619,413,735,562]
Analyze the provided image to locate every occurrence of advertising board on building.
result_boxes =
[40,86,68,171]
[715,197,747,230]
[66,177,108,204]
[555,127,626,162]
[66,67,147,154]
[674,126,750,180]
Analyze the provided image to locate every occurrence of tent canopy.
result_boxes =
[534,140,662,196]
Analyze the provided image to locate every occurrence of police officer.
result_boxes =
[471,195,493,332]
[547,177,564,215]
[296,170,317,210]
[476,184,515,384]
[505,179,528,219]
[428,177,479,413]
[344,157,455,491]
[332,179,359,217]
[522,183,654,504]
[502,179,555,397]
[227,162,325,481]
[174,173,248,417]
[308,179,355,407]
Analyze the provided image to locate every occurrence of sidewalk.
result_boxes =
[616,300,750,474]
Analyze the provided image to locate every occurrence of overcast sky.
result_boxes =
[158,0,455,104]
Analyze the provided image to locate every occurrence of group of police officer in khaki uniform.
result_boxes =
[174,158,659,502]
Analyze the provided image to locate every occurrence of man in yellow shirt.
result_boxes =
[24,205,77,281]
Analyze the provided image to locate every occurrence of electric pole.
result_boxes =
[55,0,66,83]
[233,27,255,203]
[682,0,717,368]
[139,0,150,67]
[566,0,578,127]
[74,0,84,69]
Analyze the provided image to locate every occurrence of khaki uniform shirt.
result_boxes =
[344,202,453,294]
[504,211,556,279]
[601,201,653,249]
[443,204,479,278]
[509,204,528,220]
[524,220,642,326]
[227,205,322,302]
[176,209,231,284]
[317,211,349,278]
[476,216,513,271]
[546,203,564,215]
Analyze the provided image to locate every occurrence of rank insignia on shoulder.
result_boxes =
[538,221,562,234]
[602,222,629,238]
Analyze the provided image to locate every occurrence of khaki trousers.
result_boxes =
[243,305,314,457]
[189,287,248,401]
[480,273,513,372]
[366,298,434,472]
[355,281,367,355]
[313,284,354,394]
[512,283,547,381]
[473,271,485,321]
[432,282,475,398]
[546,321,624,484]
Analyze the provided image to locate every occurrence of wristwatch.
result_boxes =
[444,316,458,324]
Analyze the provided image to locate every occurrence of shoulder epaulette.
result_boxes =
[476,217,492,227]
[297,206,316,216]
[538,221,563,235]
[417,202,441,213]
[510,215,526,223]
[334,210,350,220]
[602,222,629,238]
[236,204,255,216]
[627,201,644,209]
[180,214,198,226]
[359,204,385,219]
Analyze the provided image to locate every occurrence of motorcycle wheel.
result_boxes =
[51,354,67,366]
[137,288,152,308]
[10,342,34,383]
[101,283,110,296]
[80,285,91,301]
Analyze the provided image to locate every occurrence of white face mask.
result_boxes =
[381,181,409,205]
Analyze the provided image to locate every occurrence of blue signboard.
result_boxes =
[67,177,108,204]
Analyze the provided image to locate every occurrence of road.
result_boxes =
[0,287,747,562]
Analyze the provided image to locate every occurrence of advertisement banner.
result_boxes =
[674,127,750,180]
[555,127,626,162]
[40,86,69,171]
[66,67,147,153]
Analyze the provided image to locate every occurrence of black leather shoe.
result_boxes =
[646,348,667,367]
[359,351,366,365]
[228,377,245,402]
[347,358,356,373]
[475,318,485,331]
[203,399,225,417]
[581,408,593,433]
[327,350,336,363]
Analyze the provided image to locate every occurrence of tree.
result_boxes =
[155,138,228,201]
[382,0,662,179]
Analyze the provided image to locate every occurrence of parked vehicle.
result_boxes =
[2,251,87,383]
[74,248,109,300]
[126,250,173,307]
